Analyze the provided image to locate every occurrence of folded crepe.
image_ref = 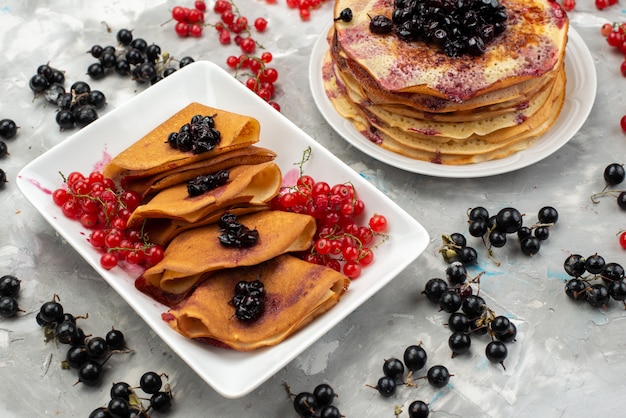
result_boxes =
[142,210,317,295]
[123,145,277,198]
[143,204,270,247]
[161,254,350,351]
[126,161,282,230]
[103,102,261,184]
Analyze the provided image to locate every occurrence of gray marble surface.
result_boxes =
[1,1,626,417]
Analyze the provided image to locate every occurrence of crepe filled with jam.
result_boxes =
[162,254,350,351]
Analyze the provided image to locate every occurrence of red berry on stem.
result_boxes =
[189,23,203,37]
[194,0,207,12]
[254,17,268,32]
[620,115,626,132]
[369,214,388,232]
[172,6,189,22]
[100,252,118,270]
[240,37,256,54]
[175,21,190,37]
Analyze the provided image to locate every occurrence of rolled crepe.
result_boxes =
[142,210,317,295]
[162,254,350,351]
[126,161,282,229]
[103,102,261,184]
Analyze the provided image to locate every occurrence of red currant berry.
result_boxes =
[245,77,259,92]
[300,8,311,21]
[369,214,387,232]
[188,8,204,23]
[80,212,98,229]
[315,238,332,255]
[259,67,278,83]
[175,21,190,37]
[601,23,614,37]
[257,88,272,101]
[218,29,231,45]
[325,258,341,272]
[261,51,273,63]
[214,0,231,13]
[144,245,165,266]
[194,1,207,11]
[342,245,360,262]
[608,31,623,48]
[240,38,256,54]
[358,247,374,266]
[222,10,235,24]
[52,188,70,206]
[343,261,362,279]
[89,229,106,248]
[596,0,610,9]
[100,252,118,270]
[189,23,203,37]
[269,101,281,111]
[172,6,189,22]
[226,55,240,68]
[61,199,81,218]
[562,0,575,11]
[254,17,268,32]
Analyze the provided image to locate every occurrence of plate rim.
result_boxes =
[308,23,596,178]
[16,60,430,398]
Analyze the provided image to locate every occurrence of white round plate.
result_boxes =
[309,24,596,178]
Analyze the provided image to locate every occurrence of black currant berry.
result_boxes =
[375,375,396,397]
[86,336,109,359]
[369,15,394,34]
[448,331,471,356]
[140,371,163,394]
[108,397,130,418]
[495,207,523,234]
[88,407,110,418]
[293,392,318,415]
[601,262,625,282]
[564,254,586,277]
[422,278,448,303]
[603,163,625,185]
[111,381,133,401]
[383,357,405,381]
[313,383,336,407]
[517,226,532,240]
[408,400,430,418]
[105,329,126,350]
[533,226,550,241]
[608,280,626,301]
[0,296,19,318]
[565,278,586,301]
[461,295,486,318]
[117,28,133,46]
[319,405,341,418]
[334,7,353,22]
[468,219,487,237]
[66,345,89,368]
[489,316,511,335]
[485,340,508,365]
[403,345,427,372]
[445,261,467,285]
[0,119,18,139]
[78,360,103,386]
[489,229,507,248]
[457,246,478,264]
[537,206,558,224]
[585,254,606,275]
[39,300,64,324]
[447,312,470,333]
[494,322,517,343]
[150,391,172,412]
[586,283,610,308]
[439,290,462,313]
[520,236,540,256]
[617,192,626,210]
[468,206,489,222]
[426,365,450,388]
[0,274,20,297]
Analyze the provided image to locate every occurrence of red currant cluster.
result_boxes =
[226,52,280,110]
[283,0,329,21]
[270,152,388,280]
[170,0,268,55]
[51,171,164,271]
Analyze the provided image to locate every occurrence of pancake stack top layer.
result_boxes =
[325,0,570,165]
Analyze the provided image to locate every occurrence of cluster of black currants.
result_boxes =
[284,382,340,418]
[563,253,626,309]
[187,169,229,197]
[218,212,259,248]
[230,279,265,322]
[0,117,18,189]
[86,28,195,85]
[166,113,221,155]
[36,295,131,386]
[89,372,173,418]
[465,205,558,260]
[0,117,17,162]
[368,344,450,417]
[0,274,22,318]
[590,162,626,209]
[367,0,508,57]
[29,64,106,130]
[423,265,516,370]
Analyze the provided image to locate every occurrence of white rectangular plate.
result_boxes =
[16,61,429,398]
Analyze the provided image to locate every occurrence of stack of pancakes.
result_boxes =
[323,0,569,165]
